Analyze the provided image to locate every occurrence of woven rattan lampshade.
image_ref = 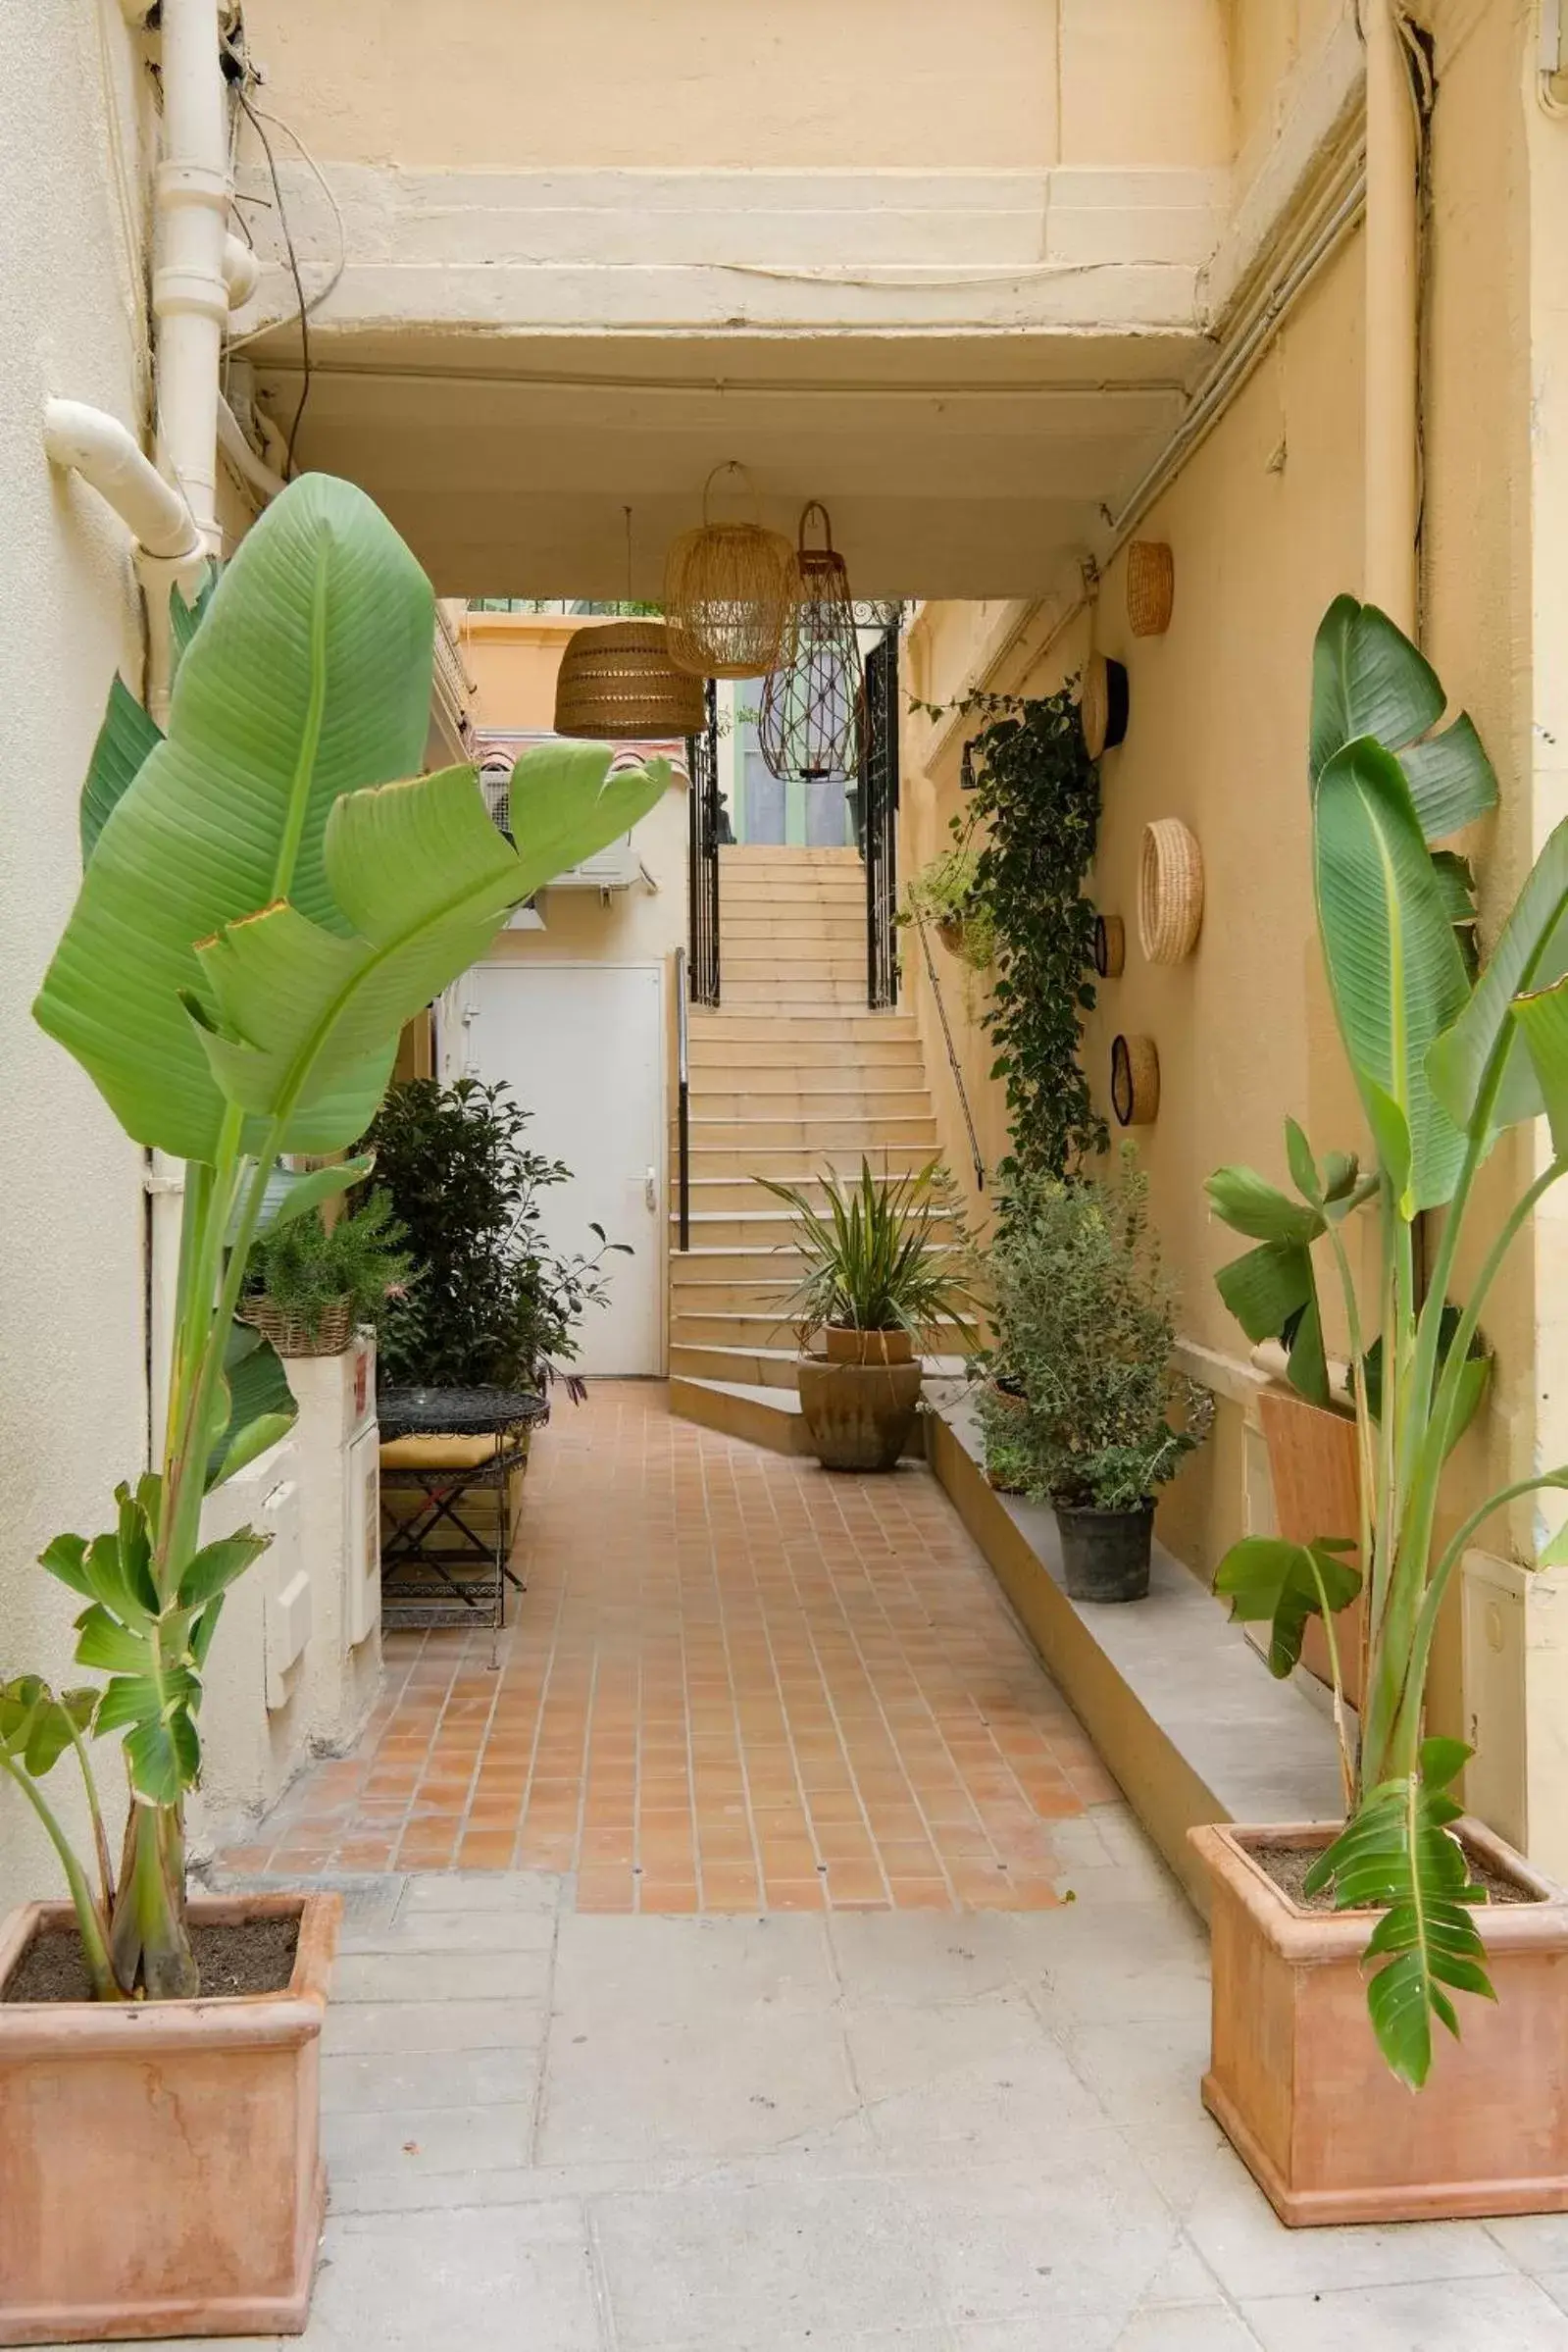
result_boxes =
[552,621,704,741]
[663,462,794,679]
[758,503,863,783]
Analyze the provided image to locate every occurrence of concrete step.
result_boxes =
[722,955,868,984]
[683,1143,938,1177]
[721,982,873,1007]
[688,1010,916,1042]
[671,1209,959,1252]
[720,845,861,864]
[673,1167,935,1211]
[685,1115,940,1149]
[687,1087,935,1119]
[687,1037,924,1073]
[671,1340,970,1394]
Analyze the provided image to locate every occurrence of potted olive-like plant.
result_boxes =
[975,1151,1211,1600]
[0,474,666,2343]
[240,1192,412,1358]
[1192,595,1568,2226]
[757,1156,978,1470]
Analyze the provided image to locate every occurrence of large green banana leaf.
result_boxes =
[36,477,441,1159]
[1428,817,1568,1142]
[189,747,665,1154]
[1313,737,1470,1214]
[1309,596,1497,841]
[34,476,669,1161]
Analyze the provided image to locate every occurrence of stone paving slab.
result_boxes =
[106,1854,1568,2350]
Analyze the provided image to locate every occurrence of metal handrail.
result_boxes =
[913,911,985,1196]
[676,943,691,1252]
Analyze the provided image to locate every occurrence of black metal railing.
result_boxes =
[686,678,721,1008]
[862,622,899,1008]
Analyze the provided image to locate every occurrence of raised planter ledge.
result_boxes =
[927,1402,1344,1917]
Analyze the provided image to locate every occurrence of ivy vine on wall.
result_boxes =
[909,683,1106,1181]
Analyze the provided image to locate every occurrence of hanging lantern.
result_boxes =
[758,503,863,783]
[663,462,794,679]
[552,620,704,741]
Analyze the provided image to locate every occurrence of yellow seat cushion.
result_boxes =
[379,1433,502,1470]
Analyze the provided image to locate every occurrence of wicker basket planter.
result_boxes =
[1138,818,1204,963]
[1092,913,1125,978]
[239,1295,354,1359]
[552,621,703,740]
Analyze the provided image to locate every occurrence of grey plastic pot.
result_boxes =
[1055,1499,1154,1603]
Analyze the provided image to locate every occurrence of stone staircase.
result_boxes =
[668,844,962,1456]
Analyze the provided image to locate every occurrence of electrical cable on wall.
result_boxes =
[234,89,313,477]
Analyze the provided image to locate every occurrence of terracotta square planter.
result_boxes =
[0,1890,339,2344]
[1190,1818,1568,2225]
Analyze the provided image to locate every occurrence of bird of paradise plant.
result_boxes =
[0,476,666,1997]
[1206,595,1568,2087]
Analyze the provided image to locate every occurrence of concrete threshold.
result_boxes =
[927,1400,1344,1916]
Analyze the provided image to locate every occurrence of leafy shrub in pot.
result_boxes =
[365,1075,630,1398]
[241,1191,412,1357]
[975,1150,1212,1599]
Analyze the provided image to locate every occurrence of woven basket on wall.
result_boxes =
[1093,913,1125,979]
[663,463,794,680]
[239,1294,354,1358]
[1110,1035,1160,1128]
[1080,653,1129,761]
[552,621,704,740]
[1138,818,1204,964]
[1126,540,1175,637]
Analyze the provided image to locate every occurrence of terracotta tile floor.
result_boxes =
[237,1383,1120,1912]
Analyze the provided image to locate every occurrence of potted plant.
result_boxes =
[756,1156,978,1470]
[974,1152,1212,1600]
[898,845,995,968]
[0,473,666,2342]
[1192,594,1568,2225]
[365,1075,626,1402]
[240,1192,412,1358]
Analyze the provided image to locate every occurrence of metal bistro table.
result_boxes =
[378,1385,547,1637]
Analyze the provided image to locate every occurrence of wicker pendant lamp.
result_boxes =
[663,462,794,679]
[552,621,703,740]
[553,506,704,740]
[758,502,863,783]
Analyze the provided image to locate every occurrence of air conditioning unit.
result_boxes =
[546,835,645,891]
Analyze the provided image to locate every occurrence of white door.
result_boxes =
[461,962,664,1376]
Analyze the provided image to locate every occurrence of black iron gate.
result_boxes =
[685,678,721,1007]
[862,623,900,1008]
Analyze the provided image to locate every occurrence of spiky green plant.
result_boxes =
[755,1156,979,1349]
[1208,594,1568,2087]
[1,475,666,1997]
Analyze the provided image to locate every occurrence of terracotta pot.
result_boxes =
[797,1355,923,1470]
[1257,1386,1365,1705]
[1189,1818,1568,2225]
[824,1324,915,1367]
[0,1891,339,2343]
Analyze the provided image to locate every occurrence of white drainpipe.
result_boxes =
[152,0,230,556]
